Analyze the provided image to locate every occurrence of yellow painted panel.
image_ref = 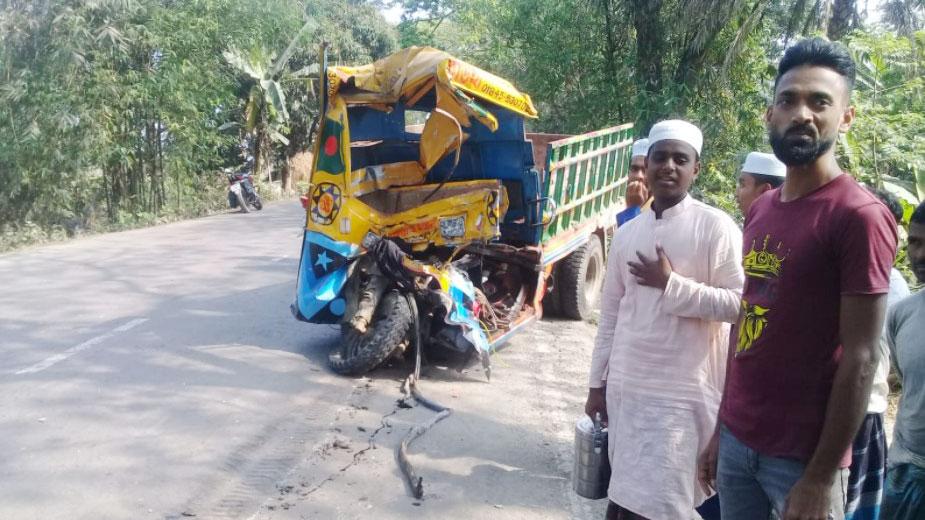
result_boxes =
[347,162,427,197]
[440,58,538,118]
[328,47,536,121]
[307,180,508,251]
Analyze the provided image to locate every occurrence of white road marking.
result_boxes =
[271,254,290,263]
[13,318,148,375]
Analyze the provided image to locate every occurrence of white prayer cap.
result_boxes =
[631,138,650,158]
[647,119,703,156]
[741,152,786,178]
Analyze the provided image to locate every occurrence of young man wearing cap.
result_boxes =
[698,38,898,520]
[617,138,652,226]
[586,119,744,519]
[735,152,786,216]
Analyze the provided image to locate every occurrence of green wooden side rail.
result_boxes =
[540,124,634,245]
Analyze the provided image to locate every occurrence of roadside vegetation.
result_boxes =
[0,0,396,250]
[1,0,923,258]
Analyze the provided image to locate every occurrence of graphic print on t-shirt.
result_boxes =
[737,234,790,353]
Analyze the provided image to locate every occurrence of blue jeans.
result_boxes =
[717,424,848,519]
[882,463,925,519]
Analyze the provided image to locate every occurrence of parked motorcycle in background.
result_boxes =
[226,167,262,212]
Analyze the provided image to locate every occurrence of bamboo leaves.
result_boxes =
[0,0,397,248]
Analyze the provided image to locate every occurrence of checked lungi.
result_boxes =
[846,413,887,520]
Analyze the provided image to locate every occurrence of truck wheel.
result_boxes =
[328,290,412,375]
[558,237,604,320]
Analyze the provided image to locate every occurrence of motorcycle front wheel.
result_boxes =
[328,290,412,375]
[236,191,249,213]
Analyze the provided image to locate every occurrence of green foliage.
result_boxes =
[397,0,777,216]
[396,0,923,223]
[2,0,921,258]
[0,0,396,251]
[841,30,925,206]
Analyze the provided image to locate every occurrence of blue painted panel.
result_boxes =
[348,105,406,142]
[347,98,527,144]
[477,141,529,178]
[350,141,419,170]
[465,104,527,142]
[296,231,359,324]
[408,90,437,111]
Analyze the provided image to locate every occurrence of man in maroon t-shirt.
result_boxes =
[696,38,898,520]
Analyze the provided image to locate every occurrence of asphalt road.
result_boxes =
[0,201,606,520]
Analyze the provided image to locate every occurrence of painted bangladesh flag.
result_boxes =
[316,118,346,174]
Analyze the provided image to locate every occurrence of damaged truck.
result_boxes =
[291,47,635,377]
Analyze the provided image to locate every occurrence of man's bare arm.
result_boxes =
[784,293,887,519]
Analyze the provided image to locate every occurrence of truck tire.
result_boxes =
[558,236,604,321]
[328,290,412,375]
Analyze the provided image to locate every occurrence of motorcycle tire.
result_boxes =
[253,197,263,211]
[328,290,412,375]
[236,191,249,213]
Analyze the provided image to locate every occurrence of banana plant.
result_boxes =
[223,17,319,181]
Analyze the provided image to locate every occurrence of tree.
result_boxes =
[880,0,925,34]
[223,18,317,184]
[829,0,860,40]
[223,0,398,191]
[393,0,923,217]
[2,0,920,252]
[841,30,925,204]
[0,0,396,249]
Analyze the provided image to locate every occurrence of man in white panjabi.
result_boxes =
[584,120,744,520]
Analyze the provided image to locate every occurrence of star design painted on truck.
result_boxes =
[307,242,349,280]
[314,250,332,271]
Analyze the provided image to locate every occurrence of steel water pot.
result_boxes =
[572,413,611,499]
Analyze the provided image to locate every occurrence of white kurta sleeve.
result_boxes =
[887,306,902,381]
[660,216,744,323]
[589,234,626,388]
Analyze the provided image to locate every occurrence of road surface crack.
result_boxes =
[301,404,403,497]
